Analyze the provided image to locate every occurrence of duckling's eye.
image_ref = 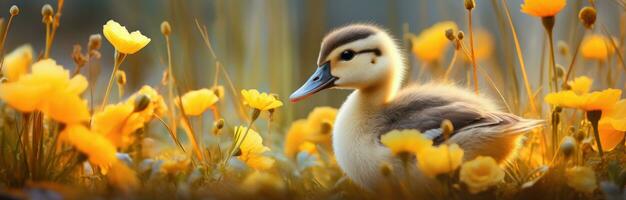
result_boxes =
[339,50,356,61]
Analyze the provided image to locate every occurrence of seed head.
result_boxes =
[445,29,456,41]
[457,31,465,40]
[441,119,454,140]
[579,7,597,29]
[161,21,171,36]
[133,94,151,112]
[556,64,565,79]
[464,0,475,10]
[41,4,54,23]
[214,118,224,130]
[116,70,127,85]
[88,34,102,51]
[9,5,19,16]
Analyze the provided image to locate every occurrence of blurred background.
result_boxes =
[0,0,623,128]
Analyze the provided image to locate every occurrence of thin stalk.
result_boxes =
[224,116,257,166]
[546,27,559,92]
[44,22,52,59]
[562,33,583,88]
[468,10,479,94]
[443,49,459,81]
[165,34,177,143]
[501,0,537,113]
[0,14,15,70]
[100,51,126,110]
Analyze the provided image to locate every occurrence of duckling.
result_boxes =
[289,24,542,189]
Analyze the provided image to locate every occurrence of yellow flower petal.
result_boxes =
[92,103,145,148]
[126,85,167,122]
[103,20,150,54]
[521,0,566,17]
[177,88,218,116]
[567,76,593,95]
[234,126,274,170]
[284,120,310,158]
[417,143,464,178]
[41,92,90,124]
[2,44,33,82]
[460,156,505,194]
[241,89,283,111]
[410,21,458,62]
[60,124,117,168]
[381,129,432,156]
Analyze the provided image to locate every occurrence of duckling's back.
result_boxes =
[378,83,542,162]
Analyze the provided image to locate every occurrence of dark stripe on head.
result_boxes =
[318,25,379,65]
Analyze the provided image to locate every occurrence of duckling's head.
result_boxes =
[290,24,405,102]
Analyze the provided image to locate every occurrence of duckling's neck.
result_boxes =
[355,77,400,107]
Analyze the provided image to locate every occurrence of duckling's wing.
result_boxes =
[380,101,542,161]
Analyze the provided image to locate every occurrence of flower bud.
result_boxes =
[88,34,102,51]
[41,4,53,23]
[441,119,454,140]
[464,0,475,10]
[116,70,127,85]
[214,118,224,130]
[161,21,171,36]
[445,29,456,41]
[556,64,565,79]
[9,5,19,16]
[133,94,151,112]
[457,31,465,40]
[560,136,576,158]
[579,7,596,29]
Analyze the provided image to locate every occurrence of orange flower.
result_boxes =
[580,34,617,60]
[596,100,626,151]
[521,0,566,17]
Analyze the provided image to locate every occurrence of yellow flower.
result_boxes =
[580,34,617,60]
[126,85,167,122]
[2,44,33,82]
[60,124,117,168]
[597,100,626,151]
[305,107,337,145]
[567,76,593,95]
[521,0,566,17]
[284,120,309,158]
[0,59,89,124]
[234,126,274,170]
[381,129,432,156]
[545,89,622,111]
[210,85,225,99]
[102,20,151,54]
[417,143,464,178]
[92,103,145,148]
[565,166,597,193]
[462,29,494,62]
[176,88,218,116]
[241,171,285,194]
[459,156,505,194]
[107,162,140,193]
[410,21,458,62]
[241,89,283,111]
[578,89,622,111]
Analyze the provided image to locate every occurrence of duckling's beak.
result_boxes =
[290,62,338,102]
